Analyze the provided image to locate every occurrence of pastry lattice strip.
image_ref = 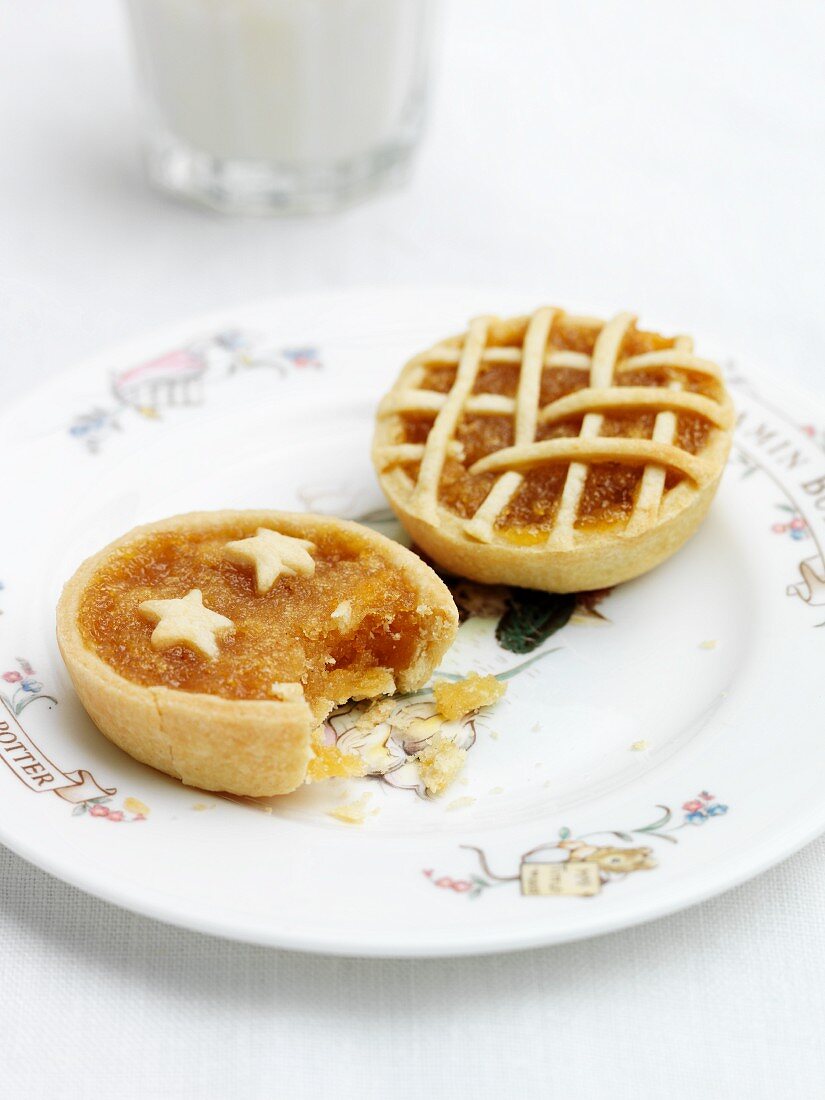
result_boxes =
[380,385,726,426]
[464,306,556,541]
[377,308,728,545]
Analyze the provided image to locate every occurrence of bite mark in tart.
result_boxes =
[57,510,458,797]
[373,307,735,592]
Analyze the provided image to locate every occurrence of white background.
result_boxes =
[2,2,825,1097]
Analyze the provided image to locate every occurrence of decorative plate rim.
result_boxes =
[2,285,825,957]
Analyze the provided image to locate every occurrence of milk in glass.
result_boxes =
[124,0,436,212]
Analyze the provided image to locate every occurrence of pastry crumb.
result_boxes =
[631,739,649,752]
[446,796,476,812]
[269,681,304,702]
[699,639,718,650]
[124,797,150,816]
[489,730,499,741]
[488,786,504,796]
[530,722,541,733]
[307,738,365,781]
[415,733,467,796]
[331,599,353,626]
[327,792,373,825]
[252,799,273,815]
[354,697,397,730]
[191,802,214,812]
[433,673,506,721]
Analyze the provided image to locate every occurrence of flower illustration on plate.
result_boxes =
[423,871,474,894]
[68,406,122,454]
[772,504,809,541]
[682,792,728,825]
[800,423,825,452]
[0,659,56,716]
[685,810,707,825]
[72,796,148,822]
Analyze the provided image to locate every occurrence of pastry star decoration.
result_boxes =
[138,589,234,660]
[222,528,317,594]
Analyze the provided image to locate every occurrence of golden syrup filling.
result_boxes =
[539,367,590,406]
[77,524,447,710]
[576,464,642,529]
[675,413,711,454]
[421,364,457,393]
[400,413,435,445]
[438,457,498,520]
[496,466,569,541]
[473,363,519,396]
[535,417,583,443]
[600,411,656,440]
[400,323,722,533]
[456,414,513,465]
[618,366,722,401]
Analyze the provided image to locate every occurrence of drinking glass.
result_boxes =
[123,0,437,214]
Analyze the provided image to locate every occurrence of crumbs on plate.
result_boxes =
[446,796,476,812]
[433,673,506,721]
[416,733,466,796]
[327,792,377,825]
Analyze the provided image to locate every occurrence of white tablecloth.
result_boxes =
[3,2,824,1096]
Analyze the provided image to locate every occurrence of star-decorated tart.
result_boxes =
[57,510,458,796]
[373,306,734,591]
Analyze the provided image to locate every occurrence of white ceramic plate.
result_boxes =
[3,287,825,957]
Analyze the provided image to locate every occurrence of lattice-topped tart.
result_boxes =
[373,307,735,591]
[57,511,458,796]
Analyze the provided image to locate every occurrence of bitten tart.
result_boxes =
[373,307,735,592]
[57,511,458,796]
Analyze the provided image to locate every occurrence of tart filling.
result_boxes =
[77,518,452,718]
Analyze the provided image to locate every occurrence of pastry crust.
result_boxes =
[373,308,734,592]
[57,510,458,796]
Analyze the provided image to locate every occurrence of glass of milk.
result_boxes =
[123,0,437,214]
